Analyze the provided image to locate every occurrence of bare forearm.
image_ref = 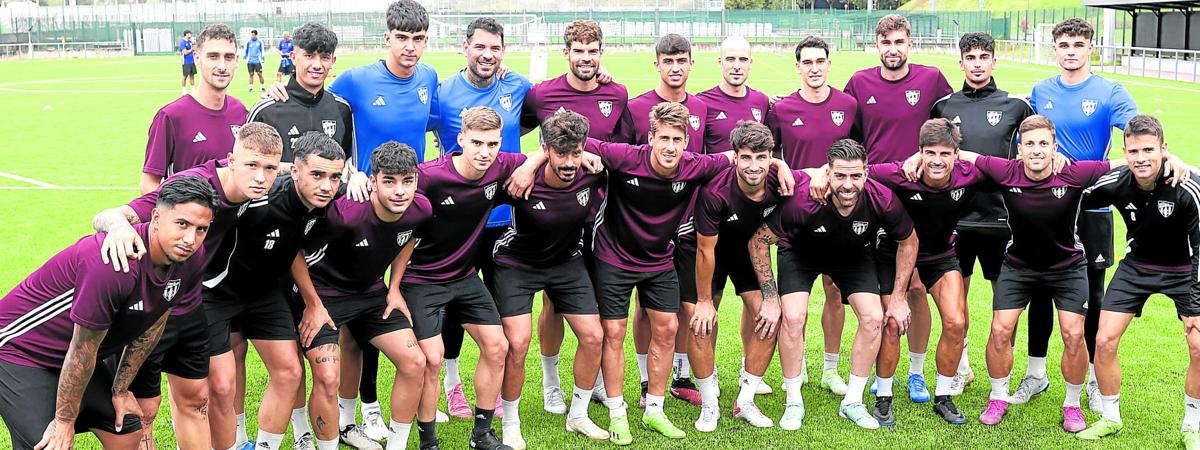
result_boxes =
[695,245,717,303]
[112,311,169,394]
[56,326,107,422]
[749,227,780,302]
[138,173,162,195]
[892,237,919,296]
[93,206,140,232]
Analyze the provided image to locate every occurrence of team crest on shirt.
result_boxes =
[163,279,181,303]
[322,120,337,137]
[598,101,613,117]
[484,182,498,200]
[951,188,964,201]
[905,90,921,106]
[688,115,701,131]
[1052,186,1067,198]
[576,188,590,206]
[230,124,242,137]
[762,205,776,217]
[304,218,316,235]
[987,110,1003,126]
[499,94,514,112]
[672,181,687,193]
[852,221,869,235]
[1082,99,1098,117]
[417,87,429,105]
[831,110,845,127]
[396,230,413,246]
[1159,200,1175,218]
[751,108,763,122]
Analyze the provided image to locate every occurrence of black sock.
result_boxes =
[472,407,495,436]
[417,420,437,447]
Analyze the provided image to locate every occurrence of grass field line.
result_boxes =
[0,73,163,87]
[0,171,56,188]
[0,185,137,190]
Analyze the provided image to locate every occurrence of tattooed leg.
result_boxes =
[306,343,342,441]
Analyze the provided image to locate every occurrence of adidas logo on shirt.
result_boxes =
[355,239,369,247]
[1095,254,1106,263]
[441,197,455,205]
[1009,187,1022,194]
[532,201,546,210]
[1043,100,1053,110]
[866,96,877,105]
[910,193,923,201]
[372,96,387,107]
[267,229,280,238]
[192,132,207,143]
[715,112,728,120]
[792,118,804,126]
[288,126,300,136]
[129,300,144,311]
[727,214,739,222]
[626,178,640,187]
[1125,203,1138,210]
[951,116,962,124]
[814,226,827,233]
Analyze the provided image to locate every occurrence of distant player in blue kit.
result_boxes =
[276,31,295,83]
[180,30,195,95]
[245,29,266,92]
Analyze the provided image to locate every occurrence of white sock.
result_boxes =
[908,352,926,376]
[636,353,649,384]
[1064,382,1084,408]
[935,374,955,397]
[737,370,763,406]
[696,374,718,406]
[1088,363,1097,384]
[783,376,803,405]
[604,396,627,418]
[876,376,894,397]
[958,339,971,374]
[361,400,381,417]
[989,376,1010,402]
[443,358,462,391]
[569,385,591,419]
[673,352,690,379]
[236,412,248,443]
[823,352,840,372]
[1184,395,1200,431]
[291,406,312,436]
[501,398,521,426]
[255,430,284,450]
[316,437,339,450]
[338,396,357,428]
[386,420,412,450]
[644,393,665,414]
[541,354,561,389]
[843,374,868,405]
[1027,356,1047,378]
[1101,394,1122,424]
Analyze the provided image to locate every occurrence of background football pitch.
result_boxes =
[2,48,1199,449]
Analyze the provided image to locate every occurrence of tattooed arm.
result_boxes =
[748,224,781,339]
[108,310,168,433]
[36,325,108,450]
[92,205,146,273]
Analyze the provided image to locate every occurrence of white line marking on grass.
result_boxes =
[0,73,163,88]
[0,87,181,94]
[0,172,57,188]
[0,186,137,191]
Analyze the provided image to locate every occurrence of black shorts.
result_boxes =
[182,63,196,76]
[0,360,142,449]
[204,289,297,356]
[305,290,412,350]
[247,62,263,73]
[678,243,759,304]
[592,262,679,320]
[955,227,1009,281]
[582,223,597,276]
[1102,261,1200,317]
[877,254,962,295]
[402,277,501,340]
[278,60,294,75]
[776,247,879,300]
[993,261,1089,315]
[675,245,699,302]
[1078,210,1115,270]
[494,258,598,318]
[129,307,209,399]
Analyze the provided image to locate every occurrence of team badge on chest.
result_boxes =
[304,218,316,235]
[418,87,429,105]
[831,110,845,127]
[1051,186,1067,198]
[986,110,1003,126]
[672,181,687,193]
[852,221,869,235]
[322,120,337,137]
[688,115,700,131]
[751,108,762,122]
[1082,99,1098,117]
[397,230,413,246]
[1159,200,1175,218]
[598,101,613,117]
[164,279,181,303]
[951,188,964,201]
[484,182,498,200]
[499,94,514,112]
[905,90,921,106]
[576,188,590,206]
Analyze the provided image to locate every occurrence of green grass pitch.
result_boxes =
[1,47,1199,449]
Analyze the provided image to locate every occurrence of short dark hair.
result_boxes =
[467,17,505,45]
[370,141,419,176]
[293,21,338,55]
[1124,114,1164,143]
[655,33,691,58]
[251,30,258,35]
[1053,18,1094,41]
[541,110,590,154]
[386,0,429,33]
[293,132,346,164]
[794,35,829,61]
[828,139,868,165]
[183,30,192,36]
[196,23,237,50]
[919,118,962,150]
[156,175,219,212]
[729,120,774,153]
[958,32,994,55]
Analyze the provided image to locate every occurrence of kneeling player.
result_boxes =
[293,142,429,450]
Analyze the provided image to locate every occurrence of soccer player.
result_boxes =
[843,14,952,402]
[248,22,354,168]
[750,138,917,430]
[684,120,783,431]
[277,31,295,83]
[518,19,629,412]
[930,32,1033,396]
[491,111,610,448]
[245,29,266,92]
[1076,115,1200,445]
[764,35,859,396]
[292,142,430,450]
[203,132,345,450]
[143,23,248,194]
[431,17,533,420]
[91,122,284,450]
[0,176,215,450]
[180,30,196,95]
[1024,17,1139,411]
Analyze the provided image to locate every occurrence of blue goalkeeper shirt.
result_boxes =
[244,38,264,64]
[329,61,440,173]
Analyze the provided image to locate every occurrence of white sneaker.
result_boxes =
[293,432,316,450]
[1008,374,1050,405]
[591,383,608,404]
[566,416,609,440]
[779,402,805,431]
[756,381,774,395]
[502,423,526,450]
[339,424,383,450]
[949,369,975,396]
[435,410,449,423]
[733,402,773,428]
[543,386,567,415]
[361,409,388,441]
[695,403,719,432]
[1087,379,1103,413]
